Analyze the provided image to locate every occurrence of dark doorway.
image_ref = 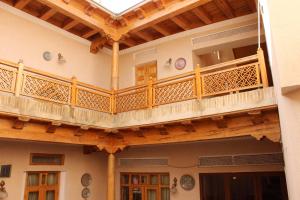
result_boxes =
[199,172,288,200]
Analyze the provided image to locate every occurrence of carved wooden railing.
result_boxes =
[0,48,268,114]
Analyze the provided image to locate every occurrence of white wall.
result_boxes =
[116,138,283,200]
[0,140,107,200]
[0,3,111,89]
[260,0,300,199]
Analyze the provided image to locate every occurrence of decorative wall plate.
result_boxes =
[180,174,195,190]
[81,173,92,187]
[81,187,91,199]
[175,58,186,70]
[43,51,52,61]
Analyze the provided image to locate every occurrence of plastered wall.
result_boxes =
[116,138,283,200]
[0,140,107,200]
[0,3,112,89]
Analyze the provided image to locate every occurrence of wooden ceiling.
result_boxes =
[1,0,256,52]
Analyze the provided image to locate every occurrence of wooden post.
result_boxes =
[111,41,119,90]
[257,48,269,87]
[148,77,153,108]
[107,153,115,200]
[110,90,117,114]
[71,76,77,106]
[195,64,202,99]
[15,60,24,97]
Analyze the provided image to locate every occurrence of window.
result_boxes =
[24,171,60,200]
[135,61,157,86]
[0,165,11,177]
[121,173,170,200]
[30,153,64,165]
[199,172,288,200]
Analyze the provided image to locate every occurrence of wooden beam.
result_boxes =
[152,24,171,36]
[74,126,89,136]
[12,117,30,130]
[84,4,96,16]
[214,0,235,18]
[36,0,119,40]
[211,116,228,129]
[181,121,196,133]
[121,38,137,47]
[171,16,190,30]
[153,0,166,10]
[46,122,61,134]
[82,29,98,39]
[192,7,212,24]
[15,0,31,9]
[155,125,169,135]
[118,0,212,34]
[246,0,257,12]
[63,20,79,30]
[90,37,107,53]
[40,8,56,20]
[135,8,147,20]
[133,31,153,42]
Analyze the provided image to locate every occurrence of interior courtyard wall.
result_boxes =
[0,140,107,200]
[260,0,300,199]
[115,138,283,200]
[0,3,112,89]
[118,14,258,89]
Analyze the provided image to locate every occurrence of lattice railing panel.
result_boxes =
[116,89,148,113]
[0,64,17,93]
[154,78,195,106]
[22,73,71,104]
[76,88,111,113]
[202,63,260,96]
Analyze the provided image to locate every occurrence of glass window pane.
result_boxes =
[28,192,39,200]
[28,174,39,186]
[46,191,55,200]
[230,175,255,200]
[161,188,170,200]
[150,175,158,185]
[132,175,139,185]
[132,187,142,200]
[160,175,169,185]
[121,186,129,200]
[147,189,157,200]
[201,175,225,200]
[47,173,57,185]
[121,174,129,184]
[141,175,148,184]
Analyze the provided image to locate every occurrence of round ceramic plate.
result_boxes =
[175,57,186,70]
[180,174,195,190]
[43,51,52,61]
[81,187,91,199]
[81,173,92,187]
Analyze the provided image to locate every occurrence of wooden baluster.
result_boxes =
[257,48,269,87]
[15,60,24,97]
[71,76,77,106]
[148,77,153,108]
[195,64,202,100]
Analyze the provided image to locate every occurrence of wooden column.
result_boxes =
[107,153,116,200]
[148,77,153,108]
[195,64,202,99]
[257,48,268,87]
[71,76,77,106]
[111,41,119,90]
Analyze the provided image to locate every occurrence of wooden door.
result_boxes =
[135,61,157,85]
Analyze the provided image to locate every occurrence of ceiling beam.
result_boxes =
[121,38,137,47]
[135,8,147,20]
[118,0,212,34]
[153,0,166,10]
[63,20,79,30]
[214,0,235,18]
[152,24,171,36]
[36,0,119,40]
[192,7,212,24]
[133,31,153,42]
[40,8,56,20]
[82,29,98,39]
[15,0,31,9]
[171,16,190,30]
[90,37,107,53]
[246,0,257,12]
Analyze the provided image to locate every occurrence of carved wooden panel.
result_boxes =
[0,64,17,93]
[135,61,157,86]
[116,89,148,112]
[22,73,71,104]
[202,63,261,96]
[154,78,195,106]
[76,88,111,113]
